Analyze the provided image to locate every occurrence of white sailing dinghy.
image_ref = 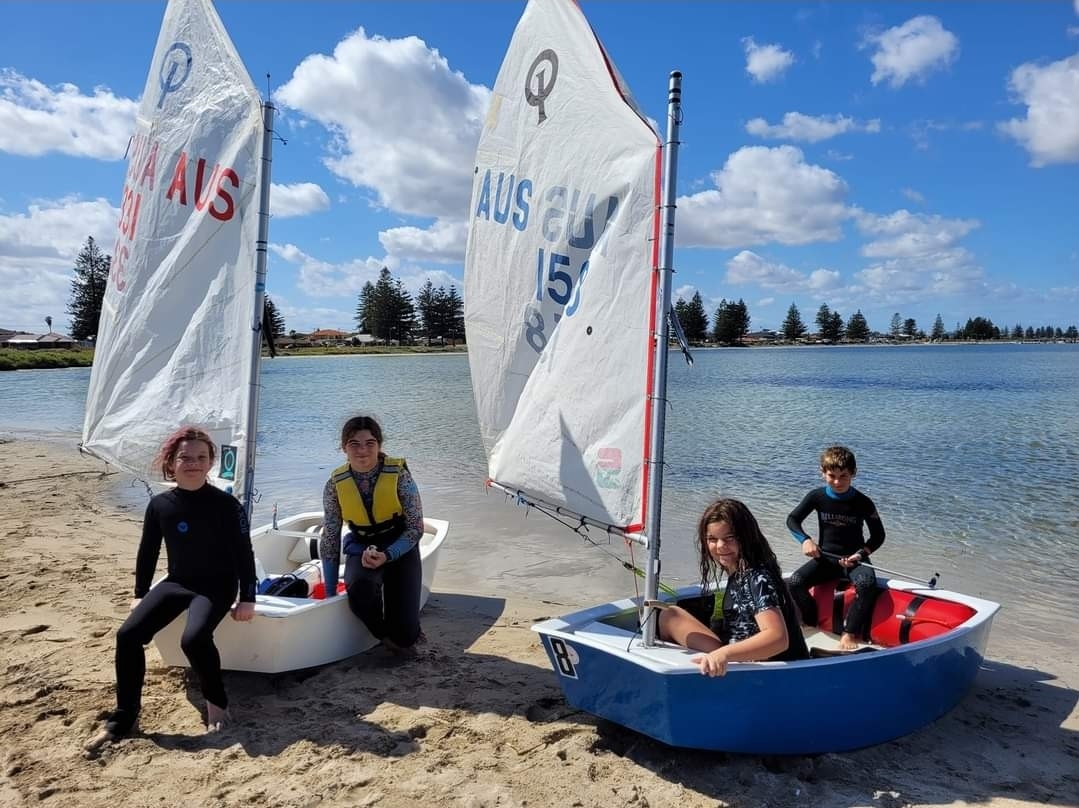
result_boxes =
[81,0,447,674]
[465,0,997,753]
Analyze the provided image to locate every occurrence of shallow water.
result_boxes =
[2,343,1076,647]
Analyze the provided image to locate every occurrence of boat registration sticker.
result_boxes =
[219,444,238,481]
[548,637,580,679]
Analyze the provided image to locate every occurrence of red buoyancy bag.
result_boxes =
[309,581,348,600]
[809,582,976,647]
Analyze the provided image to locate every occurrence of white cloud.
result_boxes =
[270,182,330,218]
[674,284,698,302]
[757,297,775,307]
[726,250,842,294]
[745,112,881,143]
[864,16,959,88]
[998,53,1079,167]
[855,209,979,259]
[274,28,490,219]
[907,119,984,151]
[0,69,135,159]
[852,208,986,301]
[271,242,389,298]
[271,242,462,303]
[901,188,926,205]
[378,218,467,263]
[0,197,118,331]
[742,37,795,83]
[678,146,849,248]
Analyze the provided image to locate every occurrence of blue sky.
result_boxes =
[2,0,1078,336]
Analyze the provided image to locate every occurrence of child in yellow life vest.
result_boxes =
[319,415,425,652]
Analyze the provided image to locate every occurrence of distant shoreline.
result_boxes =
[3,339,1073,371]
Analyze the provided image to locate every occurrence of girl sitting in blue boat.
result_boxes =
[659,498,808,676]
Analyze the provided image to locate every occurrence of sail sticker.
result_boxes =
[548,637,580,679]
[595,447,622,489]
[219,444,238,480]
[525,49,558,124]
[158,42,192,108]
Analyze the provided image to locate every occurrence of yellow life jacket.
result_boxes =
[332,457,407,549]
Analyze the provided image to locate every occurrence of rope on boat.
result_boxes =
[486,483,680,599]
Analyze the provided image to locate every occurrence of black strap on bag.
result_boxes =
[261,574,309,598]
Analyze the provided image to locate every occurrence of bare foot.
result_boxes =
[83,728,118,755]
[838,632,860,651]
[206,702,231,732]
[83,716,135,756]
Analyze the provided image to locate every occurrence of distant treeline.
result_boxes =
[673,294,1078,345]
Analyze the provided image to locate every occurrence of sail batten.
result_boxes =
[464,0,661,533]
[81,0,265,498]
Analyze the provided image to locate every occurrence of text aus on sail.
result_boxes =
[473,169,628,354]
[111,132,246,293]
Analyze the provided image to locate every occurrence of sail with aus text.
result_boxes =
[464,0,661,534]
[81,0,264,499]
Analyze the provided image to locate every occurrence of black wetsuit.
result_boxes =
[110,484,256,734]
[786,486,886,636]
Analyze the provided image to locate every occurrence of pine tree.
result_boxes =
[781,303,806,341]
[443,285,464,344]
[681,291,709,342]
[713,298,750,345]
[815,303,832,341]
[391,279,416,344]
[416,279,438,344]
[889,312,902,339]
[263,296,286,339]
[845,310,870,342]
[931,314,946,341]
[903,318,917,338]
[355,281,374,333]
[66,236,110,340]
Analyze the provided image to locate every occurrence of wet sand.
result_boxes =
[0,437,1076,807]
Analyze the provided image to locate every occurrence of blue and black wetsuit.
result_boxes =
[786,486,886,636]
[109,484,256,735]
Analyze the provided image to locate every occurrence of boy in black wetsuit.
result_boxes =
[787,446,885,650]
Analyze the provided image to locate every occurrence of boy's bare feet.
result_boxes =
[206,702,231,732]
[838,632,860,651]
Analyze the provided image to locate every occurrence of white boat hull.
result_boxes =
[152,512,448,673]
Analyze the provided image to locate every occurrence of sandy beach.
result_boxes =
[0,437,1076,808]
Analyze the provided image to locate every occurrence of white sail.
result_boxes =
[82,0,264,497]
[464,0,660,532]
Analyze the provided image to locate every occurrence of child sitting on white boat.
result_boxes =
[319,415,425,654]
[85,426,257,753]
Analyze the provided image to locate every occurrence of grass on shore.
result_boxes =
[0,348,95,371]
[0,344,466,371]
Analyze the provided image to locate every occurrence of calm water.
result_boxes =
[2,344,1076,645]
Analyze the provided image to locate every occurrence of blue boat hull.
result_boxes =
[534,582,998,753]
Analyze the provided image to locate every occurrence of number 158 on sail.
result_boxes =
[529,247,588,352]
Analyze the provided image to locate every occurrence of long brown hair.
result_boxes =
[696,498,780,585]
[155,425,216,481]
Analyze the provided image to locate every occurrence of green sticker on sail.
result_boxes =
[219,444,237,480]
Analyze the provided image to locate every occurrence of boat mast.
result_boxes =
[641,72,683,647]
[242,98,275,519]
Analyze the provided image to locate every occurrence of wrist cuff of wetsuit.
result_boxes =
[859,549,870,560]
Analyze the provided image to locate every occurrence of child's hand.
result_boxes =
[801,539,820,559]
[839,553,862,568]
[362,546,387,569]
[691,647,730,677]
[231,601,255,621]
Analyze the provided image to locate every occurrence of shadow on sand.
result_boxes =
[148,593,1077,806]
